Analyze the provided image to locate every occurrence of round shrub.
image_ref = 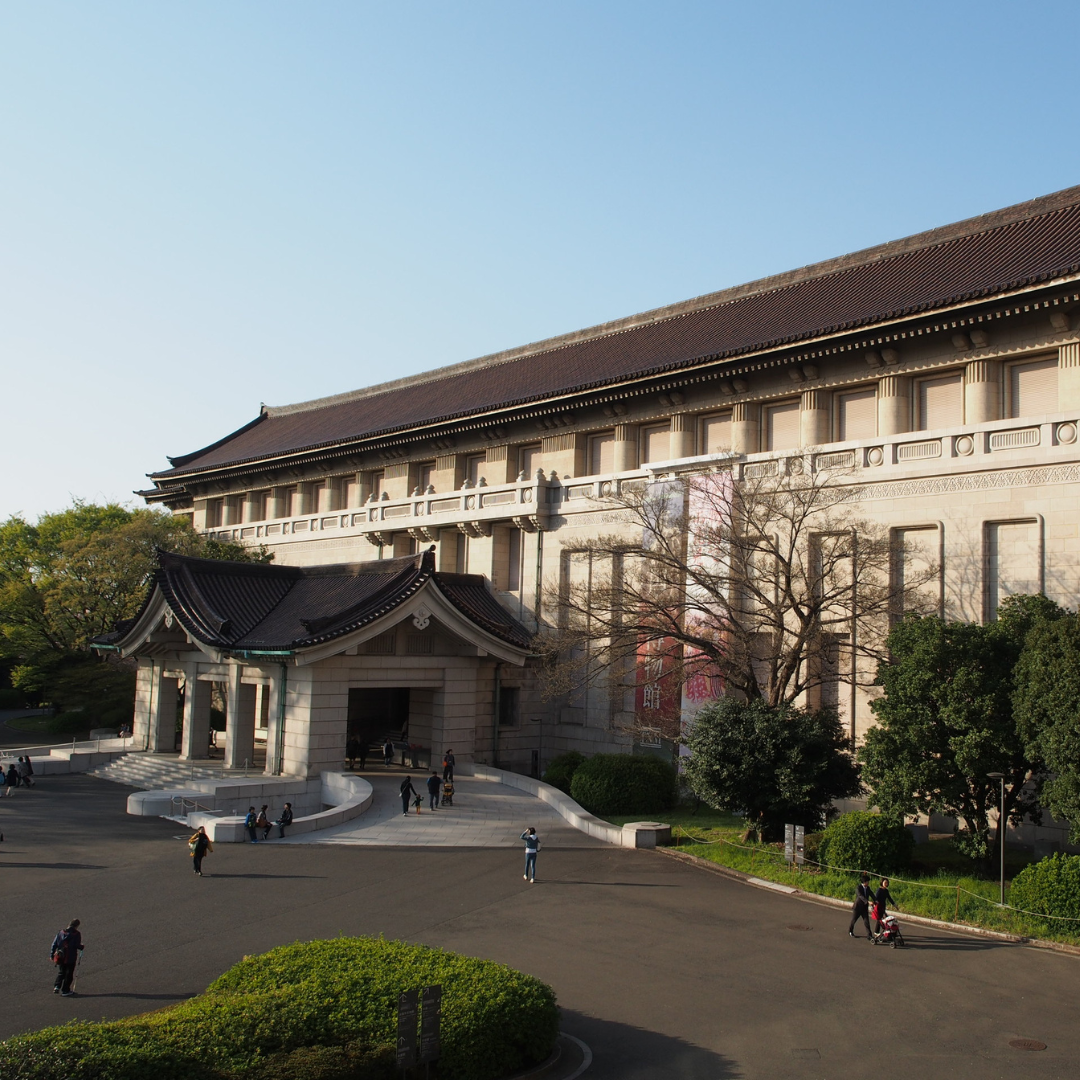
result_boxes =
[0,938,557,1080]
[817,811,914,875]
[1010,853,1080,921]
[542,751,585,794]
[569,753,677,817]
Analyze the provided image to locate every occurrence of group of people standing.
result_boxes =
[849,874,897,940]
[398,750,455,815]
[2,756,35,794]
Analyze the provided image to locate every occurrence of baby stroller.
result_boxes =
[441,780,455,807]
[873,910,905,948]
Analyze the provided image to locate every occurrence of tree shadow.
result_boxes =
[1,861,107,870]
[559,1010,741,1079]
[202,873,327,880]
[73,992,197,1002]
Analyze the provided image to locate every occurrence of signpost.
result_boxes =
[396,989,418,1071]
[794,825,805,867]
[420,984,442,1068]
[784,823,794,865]
[397,985,441,1076]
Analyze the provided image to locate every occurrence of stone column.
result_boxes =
[613,424,638,471]
[263,668,285,776]
[800,389,829,447]
[149,669,180,753]
[484,445,515,485]
[242,491,263,523]
[179,668,212,760]
[669,414,695,459]
[877,375,911,436]
[965,359,1001,425]
[267,487,289,520]
[224,665,257,770]
[731,403,759,454]
[1059,343,1080,411]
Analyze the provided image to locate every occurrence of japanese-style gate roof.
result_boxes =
[97,549,532,656]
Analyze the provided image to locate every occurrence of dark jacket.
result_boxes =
[426,775,440,794]
[278,806,293,826]
[51,928,83,965]
[872,887,897,917]
[852,881,873,909]
[400,779,418,798]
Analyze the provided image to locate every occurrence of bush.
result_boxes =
[1010,853,1080,921]
[569,753,677,817]
[0,687,28,709]
[0,938,557,1080]
[542,751,585,794]
[817,811,914,875]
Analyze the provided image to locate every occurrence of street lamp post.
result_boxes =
[987,772,1006,905]
[530,717,543,780]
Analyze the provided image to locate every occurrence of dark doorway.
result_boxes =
[347,688,410,753]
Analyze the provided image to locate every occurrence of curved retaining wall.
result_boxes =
[459,764,669,848]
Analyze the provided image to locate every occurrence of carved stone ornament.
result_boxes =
[164,609,175,629]
[412,606,432,630]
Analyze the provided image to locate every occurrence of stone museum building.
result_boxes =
[112,185,1080,783]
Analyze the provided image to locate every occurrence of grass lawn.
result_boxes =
[605,804,743,830]
[667,818,1080,947]
[4,713,91,738]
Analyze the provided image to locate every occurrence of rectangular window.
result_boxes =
[918,373,964,430]
[701,412,732,455]
[205,499,223,528]
[764,401,801,451]
[986,519,1042,619]
[465,453,486,486]
[369,471,384,500]
[499,686,520,726]
[641,423,670,464]
[836,388,878,441]
[508,527,522,591]
[518,444,542,480]
[1010,358,1058,418]
[345,477,361,507]
[589,432,616,474]
[417,462,436,493]
[894,526,941,618]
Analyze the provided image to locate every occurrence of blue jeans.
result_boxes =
[524,850,537,880]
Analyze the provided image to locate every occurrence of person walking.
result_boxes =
[256,805,272,841]
[871,877,898,935]
[189,826,212,876]
[346,738,360,769]
[5,763,19,791]
[276,802,293,838]
[400,776,418,816]
[1,765,12,797]
[383,738,394,768]
[50,919,84,996]
[848,873,874,940]
[442,748,455,782]
[244,807,259,843]
[521,827,540,882]
[357,741,368,770]
[18,757,35,788]
[426,771,441,811]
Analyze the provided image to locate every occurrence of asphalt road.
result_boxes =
[3,775,1078,1079]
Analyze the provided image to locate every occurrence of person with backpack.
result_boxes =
[520,827,540,883]
[400,776,418,816]
[188,826,212,876]
[276,802,293,838]
[244,807,259,843]
[50,919,84,996]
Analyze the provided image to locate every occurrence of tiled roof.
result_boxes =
[100,549,532,652]
[155,187,1080,479]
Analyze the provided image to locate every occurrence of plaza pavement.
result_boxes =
[279,770,604,847]
[4,774,1080,1079]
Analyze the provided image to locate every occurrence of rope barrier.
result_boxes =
[671,825,1080,925]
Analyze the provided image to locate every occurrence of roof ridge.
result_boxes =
[265,185,1080,419]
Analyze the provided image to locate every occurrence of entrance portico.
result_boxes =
[95,549,533,779]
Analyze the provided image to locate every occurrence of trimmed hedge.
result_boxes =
[817,812,914,876]
[569,753,677,817]
[542,751,586,794]
[0,938,557,1080]
[1010,853,1080,921]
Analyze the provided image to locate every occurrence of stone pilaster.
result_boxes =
[224,665,257,770]
[1059,343,1080,411]
[180,669,212,761]
[731,403,759,454]
[877,374,911,436]
[800,389,829,446]
[669,414,695,459]
[612,424,638,472]
[965,359,1001,425]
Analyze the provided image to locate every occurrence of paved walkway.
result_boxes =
[280,771,604,847]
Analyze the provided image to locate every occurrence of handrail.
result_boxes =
[0,735,135,759]
[170,795,219,816]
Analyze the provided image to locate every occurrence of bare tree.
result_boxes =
[538,460,937,743]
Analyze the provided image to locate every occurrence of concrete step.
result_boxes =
[87,754,223,790]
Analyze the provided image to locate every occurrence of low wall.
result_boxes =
[459,764,668,848]
[190,773,374,843]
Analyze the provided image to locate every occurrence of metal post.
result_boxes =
[987,771,1006,905]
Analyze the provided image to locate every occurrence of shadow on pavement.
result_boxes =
[74,992,197,1002]
[541,880,678,888]
[0,862,107,870]
[560,1011,741,1079]
[902,934,1019,952]
[201,873,328,880]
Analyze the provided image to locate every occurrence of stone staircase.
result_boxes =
[87,752,224,791]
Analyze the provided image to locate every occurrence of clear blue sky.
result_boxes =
[4,1,1080,519]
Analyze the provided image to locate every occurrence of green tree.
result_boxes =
[682,696,860,841]
[861,596,1061,863]
[0,501,269,722]
[1013,614,1080,843]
